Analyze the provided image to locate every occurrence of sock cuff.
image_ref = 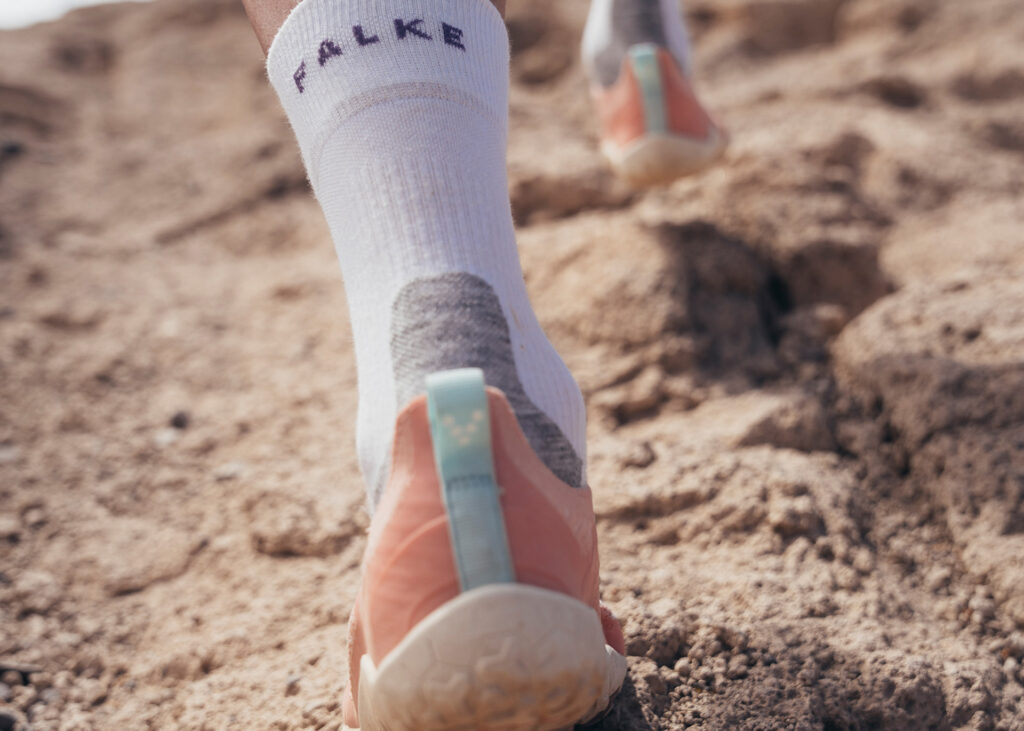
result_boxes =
[267,0,510,171]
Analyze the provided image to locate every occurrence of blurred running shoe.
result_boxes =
[583,0,727,186]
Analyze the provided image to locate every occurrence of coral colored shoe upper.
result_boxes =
[343,388,612,726]
[593,46,716,151]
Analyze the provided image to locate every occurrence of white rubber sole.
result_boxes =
[345,584,627,731]
[604,128,727,187]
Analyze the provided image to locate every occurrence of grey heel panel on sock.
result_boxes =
[389,272,584,491]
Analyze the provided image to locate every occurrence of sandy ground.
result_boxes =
[2,0,1024,728]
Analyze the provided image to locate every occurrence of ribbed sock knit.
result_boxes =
[267,0,586,507]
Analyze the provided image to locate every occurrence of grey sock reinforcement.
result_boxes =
[390,273,584,496]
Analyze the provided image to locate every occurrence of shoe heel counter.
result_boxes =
[362,372,602,664]
[593,51,648,149]
[486,388,602,611]
[360,395,458,664]
[361,369,522,663]
[654,47,713,139]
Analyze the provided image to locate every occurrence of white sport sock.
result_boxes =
[582,0,693,84]
[267,0,587,506]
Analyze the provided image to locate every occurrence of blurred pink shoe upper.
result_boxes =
[593,46,719,152]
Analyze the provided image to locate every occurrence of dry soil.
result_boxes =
[2,0,1024,728]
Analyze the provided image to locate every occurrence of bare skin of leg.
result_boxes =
[242,0,506,54]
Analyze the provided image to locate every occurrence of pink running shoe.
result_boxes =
[591,43,727,186]
[341,369,627,731]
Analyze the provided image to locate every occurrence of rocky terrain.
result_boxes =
[1,0,1023,728]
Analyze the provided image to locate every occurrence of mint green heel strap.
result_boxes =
[629,43,667,135]
[426,368,515,592]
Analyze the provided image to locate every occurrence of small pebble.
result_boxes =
[674,657,692,677]
[968,595,996,624]
[29,672,51,691]
[22,508,46,528]
[0,445,19,464]
[285,674,301,697]
[986,638,1006,655]
[302,700,328,718]
[722,628,749,652]
[643,672,666,695]
[0,516,20,542]
[1,671,22,687]
[0,141,24,159]
[728,655,750,679]
[12,684,37,710]
[214,462,245,481]
[170,411,190,430]
[153,428,180,448]
[925,566,951,592]
[621,441,656,469]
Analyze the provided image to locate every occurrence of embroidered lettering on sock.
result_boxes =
[442,22,465,50]
[394,18,432,40]
[318,39,343,66]
[353,25,379,46]
[289,19,467,94]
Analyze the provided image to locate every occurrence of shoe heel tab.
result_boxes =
[426,369,495,481]
[627,43,667,135]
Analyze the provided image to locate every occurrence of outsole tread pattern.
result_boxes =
[354,585,626,731]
